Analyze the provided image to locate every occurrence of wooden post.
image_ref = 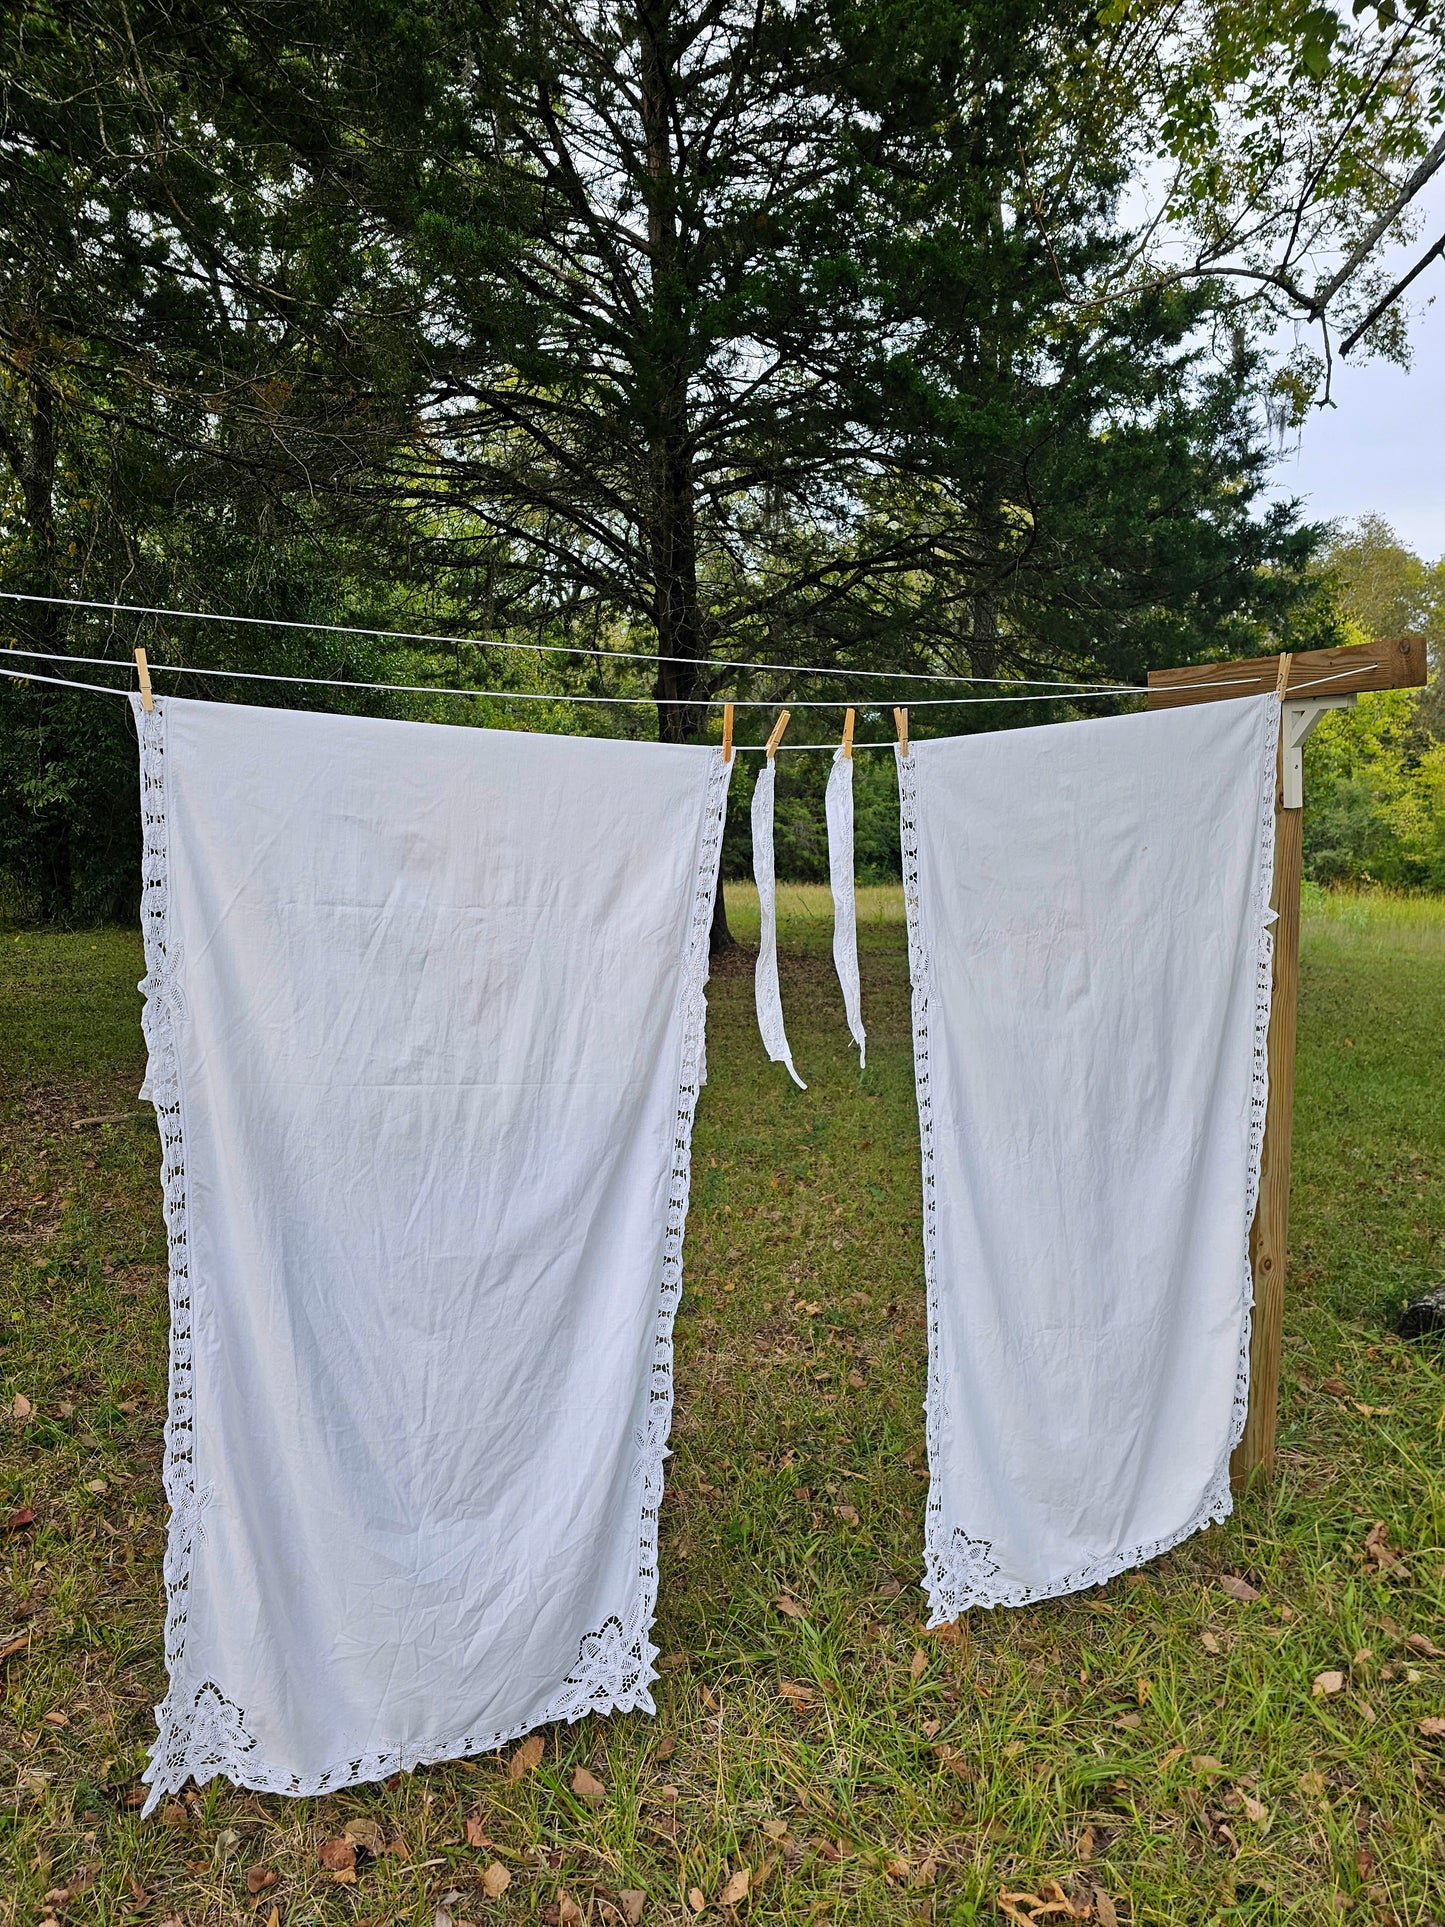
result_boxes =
[1147,636,1427,1484]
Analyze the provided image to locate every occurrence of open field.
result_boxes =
[2,886,1443,1926]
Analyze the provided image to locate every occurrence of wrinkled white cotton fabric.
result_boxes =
[899,696,1278,1622]
[825,749,866,1066]
[133,695,731,1806]
[751,758,805,1088]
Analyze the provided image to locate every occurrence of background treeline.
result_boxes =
[1,0,1442,921]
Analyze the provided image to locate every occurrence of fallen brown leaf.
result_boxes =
[509,1734,545,1778]
[464,1816,492,1848]
[910,1647,928,1682]
[1201,1631,1222,1654]
[572,1765,607,1810]
[1320,1376,1349,1397]
[760,1818,788,1840]
[777,1680,812,1709]
[688,1888,706,1914]
[1299,1770,1327,1796]
[1075,1827,1095,1862]
[558,1895,583,1927]
[883,1855,909,1883]
[1419,1717,1445,1738]
[1217,1574,1260,1603]
[318,1838,356,1872]
[720,1867,750,1906]
[481,1862,511,1898]
[1406,1632,1442,1658]
[11,1393,32,1419]
[655,1734,676,1759]
[4,1506,36,1531]
[1191,1756,1225,1775]
[773,1594,806,1619]
[343,1818,386,1854]
[1093,1888,1118,1927]
[619,1891,646,1924]
[245,1867,278,1894]
[1312,1670,1345,1698]
[1239,1793,1269,1827]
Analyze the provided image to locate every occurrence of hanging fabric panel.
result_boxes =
[751,758,805,1088]
[134,695,731,1806]
[898,694,1278,1622]
[825,747,867,1066]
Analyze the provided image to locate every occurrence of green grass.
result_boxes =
[2,886,1443,1926]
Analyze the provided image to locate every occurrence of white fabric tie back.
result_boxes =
[133,694,731,1807]
[751,757,806,1088]
[825,747,867,1066]
[898,694,1279,1622]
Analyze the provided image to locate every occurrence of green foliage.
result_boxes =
[1300,518,1445,891]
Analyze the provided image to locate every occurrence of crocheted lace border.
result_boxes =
[135,696,732,1805]
[898,695,1280,1624]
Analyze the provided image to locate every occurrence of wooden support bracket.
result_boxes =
[1146,637,1428,1486]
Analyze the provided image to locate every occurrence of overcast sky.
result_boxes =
[1268,183,1445,562]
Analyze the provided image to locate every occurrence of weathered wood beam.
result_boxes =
[1146,634,1426,710]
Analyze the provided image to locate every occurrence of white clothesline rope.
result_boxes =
[0,588,1107,690]
[0,644,1371,730]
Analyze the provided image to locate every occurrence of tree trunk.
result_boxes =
[16,371,74,922]
[640,0,732,952]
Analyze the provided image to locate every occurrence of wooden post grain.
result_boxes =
[1146,636,1428,1483]
[1231,751,1302,1485]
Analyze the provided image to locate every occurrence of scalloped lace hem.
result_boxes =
[135,698,731,1807]
[904,696,1279,1625]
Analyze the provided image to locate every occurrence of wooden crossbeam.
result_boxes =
[1145,635,1428,1487]
[1146,634,1425,709]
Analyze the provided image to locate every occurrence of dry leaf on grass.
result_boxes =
[1299,1770,1327,1796]
[245,1867,278,1894]
[760,1818,789,1840]
[318,1838,356,1872]
[343,1818,386,1854]
[1217,1574,1260,1603]
[1239,1793,1269,1827]
[619,1891,646,1924]
[4,1507,37,1531]
[1094,1889,1119,1927]
[481,1862,511,1898]
[910,1648,928,1682]
[773,1594,807,1619]
[1312,1670,1346,1697]
[11,1393,32,1418]
[1406,1632,1442,1658]
[509,1734,545,1778]
[655,1734,676,1758]
[1191,1756,1225,1775]
[1419,1717,1445,1738]
[1363,1522,1409,1579]
[777,1680,812,1710]
[464,1816,492,1848]
[558,1893,583,1927]
[1200,1631,1222,1654]
[688,1888,706,1913]
[720,1867,751,1906]
[572,1765,608,1810]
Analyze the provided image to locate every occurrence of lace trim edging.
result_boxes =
[903,698,1279,1624]
[138,710,732,1805]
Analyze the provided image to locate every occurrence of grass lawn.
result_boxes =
[2,886,1443,1926]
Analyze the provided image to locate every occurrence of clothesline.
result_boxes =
[0,587,1104,690]
[0,648,1370,738]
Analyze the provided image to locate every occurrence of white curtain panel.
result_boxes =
[898,695,1278,1622]
[825,748,867,1066]
[133,695,731,1806]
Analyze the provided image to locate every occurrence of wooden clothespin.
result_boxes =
[893,706,909,758]
[1275,651,1293,699]
[841,708,855,760]
[721,702,734,763]
[134,647,154,713]
[765,709,790,760]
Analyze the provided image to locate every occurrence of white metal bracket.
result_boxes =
[1281,694,1355,809]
